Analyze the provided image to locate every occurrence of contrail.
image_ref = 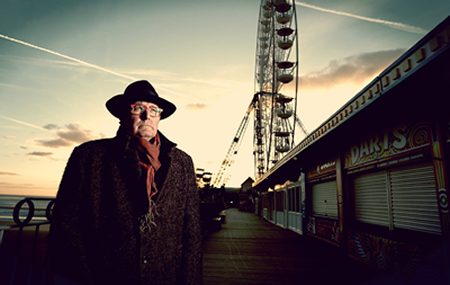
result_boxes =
[0,114,51,132]
[296,2,427,35]
[0,34,205,103]
[0,34,136,80]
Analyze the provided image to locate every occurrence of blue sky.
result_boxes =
[1,0,449,196]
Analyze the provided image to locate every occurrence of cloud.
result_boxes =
[298,49,406,90]
[43,124,59,130]
[57,123,95,143]
[185,103,210,111]
[24,151,67,162]
[36,138,73,148]
[26,151,54,157]
[2,135,16,139]
[35,122,102,148]
[0,171,20,176]
[296,2,427,34]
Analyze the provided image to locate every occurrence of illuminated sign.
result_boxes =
[345,122,430,167]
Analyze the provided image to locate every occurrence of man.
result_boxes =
[48,80,202,285]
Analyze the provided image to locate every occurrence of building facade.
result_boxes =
[255,16,450,283]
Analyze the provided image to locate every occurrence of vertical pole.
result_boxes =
[299,172,306,235]
[430,119,450,239]
[335,155,347,252]
[10,226,24,285]
[291,0,299,149]
[26,224,41,285]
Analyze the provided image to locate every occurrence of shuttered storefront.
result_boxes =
[312,180,338,217]
[353,163,441,235]
[390,164,441,234]
[353,171,390,227]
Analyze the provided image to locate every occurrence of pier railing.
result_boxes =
[0,196,224,284]
[0,197,55,285]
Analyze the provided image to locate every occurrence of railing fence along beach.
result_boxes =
[0,196,55,285]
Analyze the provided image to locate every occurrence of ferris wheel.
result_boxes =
[212,0,307,188]
[253,0,305,179]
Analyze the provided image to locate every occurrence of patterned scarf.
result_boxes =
[124,129,161,230]
[133,132,161,209]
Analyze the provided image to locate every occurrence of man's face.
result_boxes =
[123,101,161,141]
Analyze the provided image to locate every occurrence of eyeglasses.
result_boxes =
[130,104,163,117]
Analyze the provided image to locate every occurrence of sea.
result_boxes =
[0,194,55,223]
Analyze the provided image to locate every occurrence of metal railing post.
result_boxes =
[0,197,55,285]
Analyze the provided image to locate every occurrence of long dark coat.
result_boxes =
[48,130,202,285]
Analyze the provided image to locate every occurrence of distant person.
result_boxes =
[48,80,202,285]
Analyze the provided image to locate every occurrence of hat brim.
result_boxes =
[106,93,176,120]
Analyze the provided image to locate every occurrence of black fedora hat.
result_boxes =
[106,80,176,120]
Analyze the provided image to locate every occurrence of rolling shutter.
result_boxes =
[312,181,338,217]
[353,162,441,235]
[390,164,441,235]
[353,171,390,227]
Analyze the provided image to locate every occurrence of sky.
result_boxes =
[0,0,449,197]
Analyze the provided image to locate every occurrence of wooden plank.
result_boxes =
[202,208,379,285]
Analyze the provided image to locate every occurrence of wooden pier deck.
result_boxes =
[0,208,389,284]
[202,208,382,285]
